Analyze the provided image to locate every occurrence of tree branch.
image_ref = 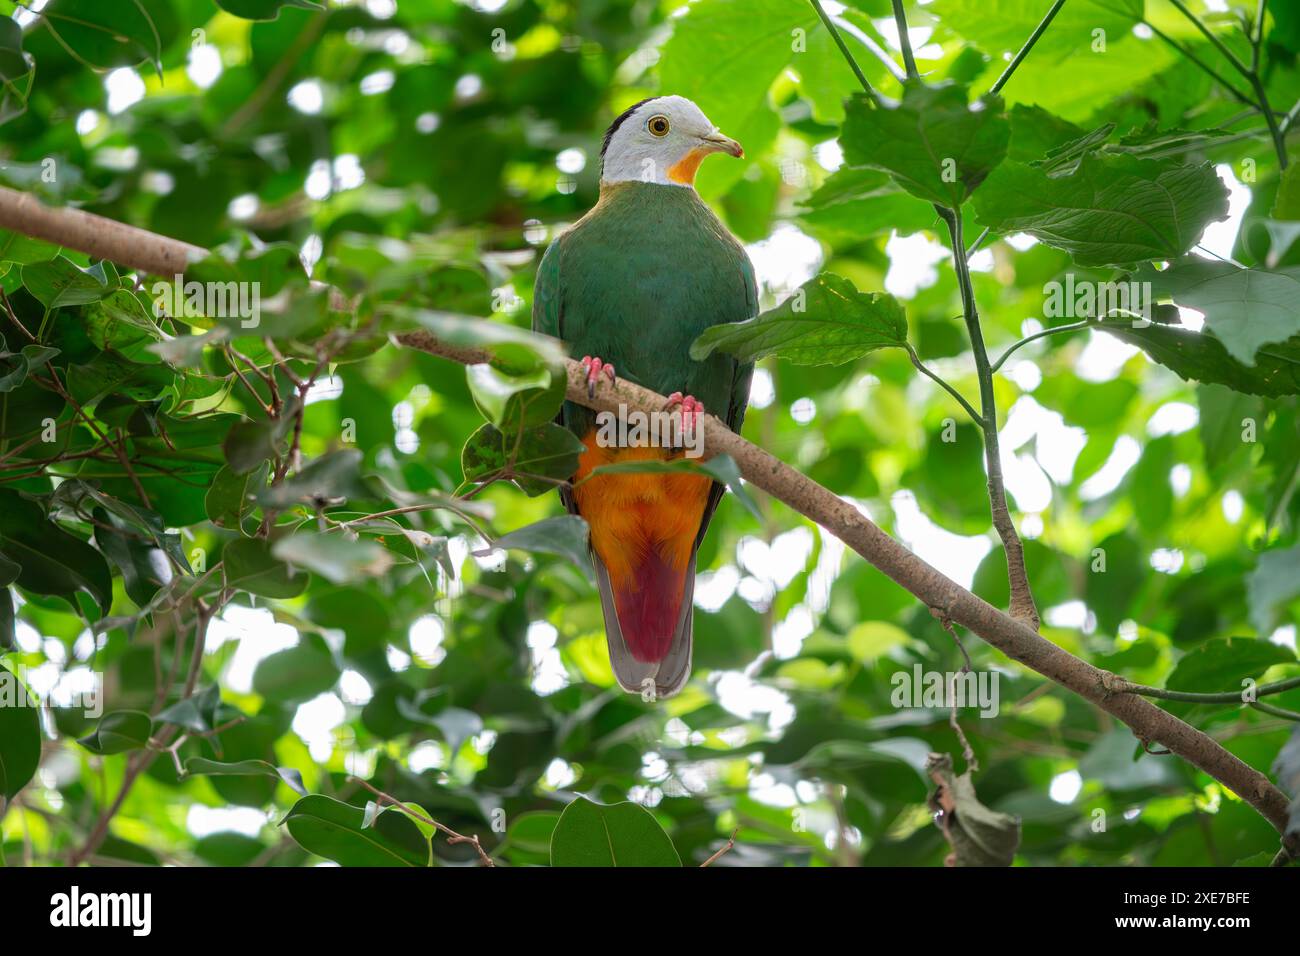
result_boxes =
[0,185,1295,859]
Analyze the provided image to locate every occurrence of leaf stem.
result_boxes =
[990,319,1094,373]
[809,0,874,94]
[1141,19,1264,113]
[989,0,1068,95]
[1168,0,1253,79]
[1112,673,1300,704]
[890,0,919,80]
[937,206,1040,629]
[906,344,984,425]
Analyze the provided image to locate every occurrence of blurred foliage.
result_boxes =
[0,0,1298,868]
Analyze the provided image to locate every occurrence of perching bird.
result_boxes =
[532,95,756,700]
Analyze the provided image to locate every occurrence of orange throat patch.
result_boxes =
[666,148,708,186]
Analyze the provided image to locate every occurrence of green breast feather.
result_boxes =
[533,180,757,439]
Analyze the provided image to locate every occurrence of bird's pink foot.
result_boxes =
[580,355,616,398]
[665,392,705,435]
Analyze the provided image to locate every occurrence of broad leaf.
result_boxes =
[550,796,680,867]
[841,82,1009,208]
[691,274,907,365]
[973,156,1229,266]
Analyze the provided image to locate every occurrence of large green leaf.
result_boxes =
[550,796,681,867]
[492,514,592,572]
[0,663,40,802]
[1247,545,1300,635]
[1098,321,1300,397]
[214,0,324,21]
[77,711,153,755]
[659,0,819,198]
[272,532,394,585]
[41,0,162,71]
[284,794,430,866]
[691,274,907,365]
[461,422,586,496]
[841,82,1009,208]
[973,156,1229,266]
[222,537,310,599]
[1164,638,1295,693]
[21,257,114,309]
[0,489,112,614]
[1143,260,1300,366]
[252,633,340,702]
[184,757,307,795]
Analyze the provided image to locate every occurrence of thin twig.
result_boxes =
[346,776,495,866]
[700,828,740,867]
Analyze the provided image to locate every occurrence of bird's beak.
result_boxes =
[700,131,744,158]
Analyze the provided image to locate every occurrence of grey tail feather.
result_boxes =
[593,552,695,701]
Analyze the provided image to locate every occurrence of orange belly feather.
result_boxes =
[573,429,710,661]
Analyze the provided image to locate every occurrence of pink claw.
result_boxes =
[665,392,704,434]
[580,355,616,397]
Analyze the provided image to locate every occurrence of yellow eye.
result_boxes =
[647,115,671,137]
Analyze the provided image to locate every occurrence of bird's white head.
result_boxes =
[599,95,743,188]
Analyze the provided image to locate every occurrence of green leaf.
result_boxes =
[21,257,114,309]
[466,362,565,431]
[284,794,429,866]
[252,633,339,702]
[0,18,31,90]
[550,796,680,867]
[184,757,307,795]
[659,0,819,198]
[255,448,373,508]
[1143,260,1300,366]
[223,401,300,476]
[1079,728,1178,792]
[205,462,268,529]
[493,515,592,572]
[799,167,938,239]
[271,532,395,585]
[1098,321,1300,398]
[1273,163,1300,220]
[0,662,40,802]
[461,422,586,496]
[841,82,1009,208]
[1164,638,1295,693]
[691,274,907,365]
[155,685,221,734]
[973,156,1229,266]
[1247,545,1300,635]
[0,342,59,393]
[1197,384,1259,469]
[77,710,153,755]
[222,537,310,599]
[214,0,324,20]
[42,0,163,71]
[0,229,58,265]
[0,488,113,614]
